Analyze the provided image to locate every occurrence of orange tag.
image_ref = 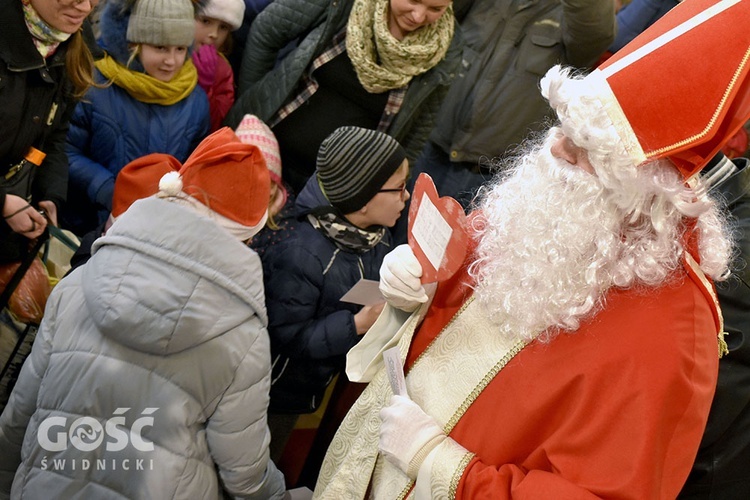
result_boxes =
[24,147,46,166]
[407,173,468,283]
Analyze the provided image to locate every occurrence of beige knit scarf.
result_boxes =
[346,0,454,93]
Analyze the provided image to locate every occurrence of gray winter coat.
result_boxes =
[224,0,463,162]
[0,198,285,500]
[431,0,616,163]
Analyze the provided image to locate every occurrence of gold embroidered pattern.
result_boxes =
[646,47,750,158]
[718,331,729,358]
[317,297,531,498]
[445,338,527,432]
[410,296,476,368]
[450,452,476,498]
[683,252,726,358]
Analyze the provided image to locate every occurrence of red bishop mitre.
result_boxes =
[588,0,750,179]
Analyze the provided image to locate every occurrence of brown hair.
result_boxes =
[64,29,97,99]
[219,33,233,56]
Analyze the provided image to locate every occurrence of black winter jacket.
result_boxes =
[679,158,750,499]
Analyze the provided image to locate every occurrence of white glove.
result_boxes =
[379,244,428,312]
[379,395,446,479]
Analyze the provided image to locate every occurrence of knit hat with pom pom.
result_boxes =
[115,127,270,240]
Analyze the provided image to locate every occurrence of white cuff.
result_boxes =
[413,437,473,500]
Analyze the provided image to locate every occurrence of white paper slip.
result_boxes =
[383,346,408,396]
[284,487,313,500]
[340,278,384,306]
[412,195,452,271]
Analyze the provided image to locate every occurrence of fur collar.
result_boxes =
[98,0,137,66]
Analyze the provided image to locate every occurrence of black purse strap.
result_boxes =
[0,227,50,312]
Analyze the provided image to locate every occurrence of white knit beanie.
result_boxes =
[198,0,246,31]
[127,0,196,47]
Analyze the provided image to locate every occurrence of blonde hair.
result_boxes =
[126,43,141,69]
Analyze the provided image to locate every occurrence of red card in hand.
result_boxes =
[407,173,468,283]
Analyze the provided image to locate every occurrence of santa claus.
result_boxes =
[312,0,750,498]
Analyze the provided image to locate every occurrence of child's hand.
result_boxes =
[354,302,386,335]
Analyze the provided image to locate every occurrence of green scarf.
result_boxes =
[95,54,199,106]
[21,0,72,58]
[346,0,454,93]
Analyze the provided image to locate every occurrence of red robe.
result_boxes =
[405,255,721,498]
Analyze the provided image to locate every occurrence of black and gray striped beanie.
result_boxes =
[316,126,406,214]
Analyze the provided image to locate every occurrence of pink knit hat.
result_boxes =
[235,114,288,216]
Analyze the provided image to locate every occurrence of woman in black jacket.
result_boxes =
[0,0,96,262]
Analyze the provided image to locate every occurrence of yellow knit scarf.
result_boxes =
[95,55,199,105]
[346,0,455,93]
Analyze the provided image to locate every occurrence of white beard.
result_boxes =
[470,137,647,343]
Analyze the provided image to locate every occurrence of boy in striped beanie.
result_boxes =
[259,126,409,463]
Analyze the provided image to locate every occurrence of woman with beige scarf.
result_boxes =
[225,0,461,195]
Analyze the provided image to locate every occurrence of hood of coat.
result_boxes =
[81,197,267,355]
[295,174,335,218]
[98,0,136,66]
[98,0,198,67]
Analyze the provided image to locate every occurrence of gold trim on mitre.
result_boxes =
[585,69,646,166]
[591,0,748,164]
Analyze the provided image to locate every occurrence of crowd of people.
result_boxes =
[0,0,749,499]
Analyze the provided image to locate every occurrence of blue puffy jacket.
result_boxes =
[65,73,209,233]
[261,176,393,413]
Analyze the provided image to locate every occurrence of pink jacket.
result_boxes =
[193,45,236,131]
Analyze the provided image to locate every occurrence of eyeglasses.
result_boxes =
[378,183,408,199]
[61,0,99,7]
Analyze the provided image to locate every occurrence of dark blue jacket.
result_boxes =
[65,73,209,231]
[609,0,679,53]
[261,176,392,413]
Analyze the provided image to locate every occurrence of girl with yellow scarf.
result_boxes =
[61,0,210,236]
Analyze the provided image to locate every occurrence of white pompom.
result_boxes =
[159,171,183,196]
